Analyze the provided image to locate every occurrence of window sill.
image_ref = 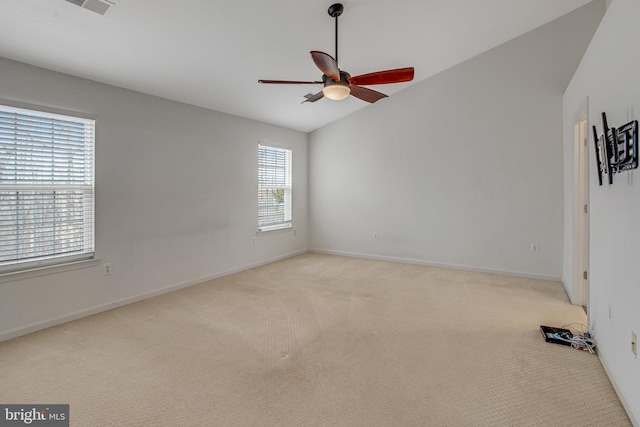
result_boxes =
[258,223,293,233]
[0,258,100,284]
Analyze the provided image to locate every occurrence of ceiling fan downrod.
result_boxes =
[328,3,344,65]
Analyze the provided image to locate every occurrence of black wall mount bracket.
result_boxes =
[593,112,638,185]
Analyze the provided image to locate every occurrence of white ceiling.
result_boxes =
[0,0,593,133]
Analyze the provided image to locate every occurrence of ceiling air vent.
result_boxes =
[64,0,115,16]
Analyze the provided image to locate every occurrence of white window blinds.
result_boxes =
[258,145,292,231]
[0,105,95,273]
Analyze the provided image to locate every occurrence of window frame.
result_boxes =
[257,144,292,233]
[0,103,96,274]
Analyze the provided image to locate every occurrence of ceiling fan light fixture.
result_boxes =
[323,83,351,101]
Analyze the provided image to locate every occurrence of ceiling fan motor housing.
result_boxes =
[323,71,351,87]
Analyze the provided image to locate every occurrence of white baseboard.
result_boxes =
[598,351,639,427]
[310,248,562,282]
[0,249,308,343]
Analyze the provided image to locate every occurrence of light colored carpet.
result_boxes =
[0,253,631,426]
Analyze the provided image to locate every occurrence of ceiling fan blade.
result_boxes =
[348,67,415,86]
[259,79,323,84]
[349,86,388,103]
[302,91,325,103]
[310,51,340,81]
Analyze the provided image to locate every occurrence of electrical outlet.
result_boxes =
[103,262,112,276]
[530,243,539,253]
[251,236,256,245]
[632,331,637,358]
[373,232,378,240]
[609,304,612,320]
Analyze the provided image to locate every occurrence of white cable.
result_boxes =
[555,323,597,354]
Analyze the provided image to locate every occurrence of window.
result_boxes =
[0,104,95,273]
[258,144,292,232]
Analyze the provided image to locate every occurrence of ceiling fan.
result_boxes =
[258,3,414,104]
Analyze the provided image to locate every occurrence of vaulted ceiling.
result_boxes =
[0,0,594,132]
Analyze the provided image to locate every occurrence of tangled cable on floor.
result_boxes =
[557,323,597,354]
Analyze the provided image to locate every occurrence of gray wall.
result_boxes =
[0,57,309,341]
[309,2,604,280]
[563,0,639,422]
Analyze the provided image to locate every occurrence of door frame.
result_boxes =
[572,99,590,308]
